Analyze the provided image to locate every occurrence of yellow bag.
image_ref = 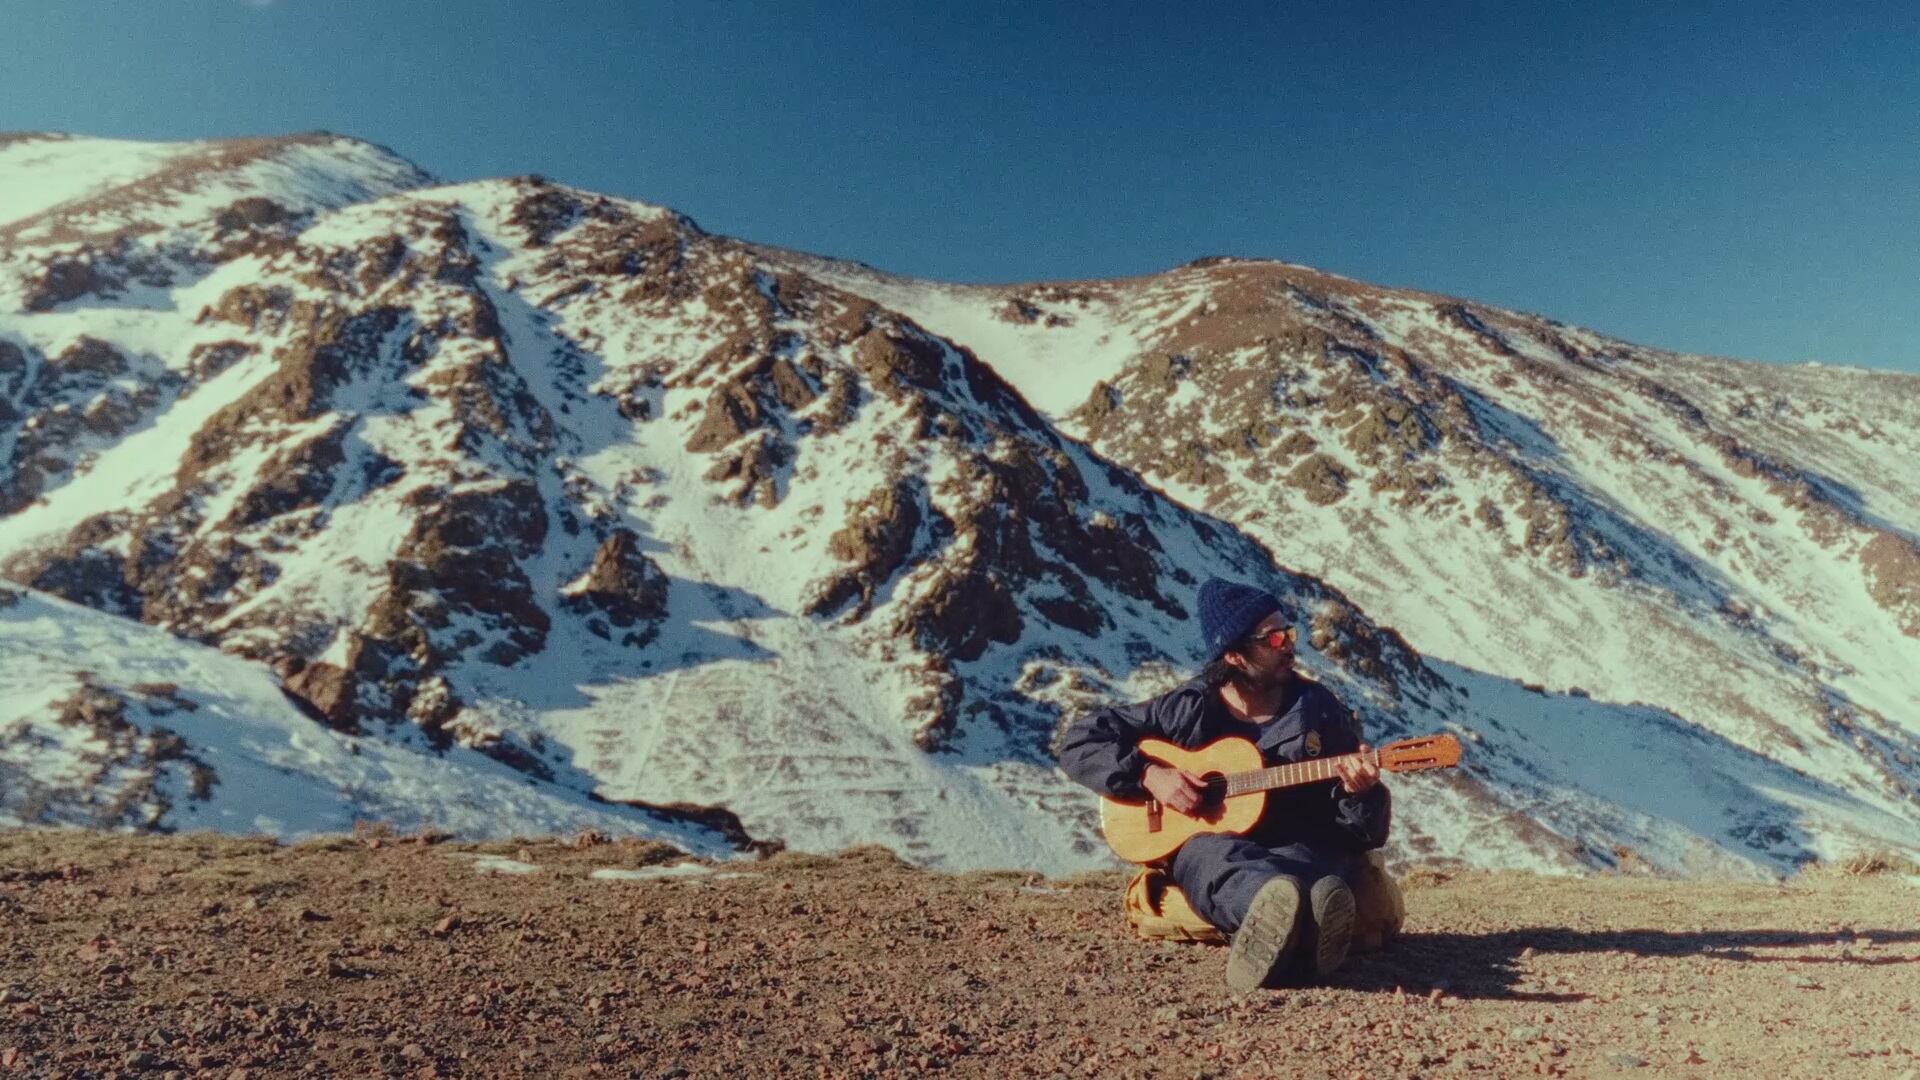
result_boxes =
[1123,865,1227,943]
[1346,849,1407,952]
[1123,850,1404,950]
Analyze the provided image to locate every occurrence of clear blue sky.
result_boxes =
[5,1,1918,373]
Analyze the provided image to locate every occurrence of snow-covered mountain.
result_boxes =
[0,582,739,853]
[3,132,1916,876]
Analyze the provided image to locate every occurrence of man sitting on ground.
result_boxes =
[1059,578,1390,991]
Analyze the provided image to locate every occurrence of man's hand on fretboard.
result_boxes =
[1334,744,1381,795]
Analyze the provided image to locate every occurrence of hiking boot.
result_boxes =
[1309,875,1356,979]
[1223,875,1303,992]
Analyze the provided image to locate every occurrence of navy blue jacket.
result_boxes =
[1058,676,1391,852]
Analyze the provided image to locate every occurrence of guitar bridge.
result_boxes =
[1145,799,1162,834]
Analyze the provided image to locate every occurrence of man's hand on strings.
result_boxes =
[1142,763,1208,814]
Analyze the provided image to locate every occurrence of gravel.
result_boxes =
[2,831,1917,1078]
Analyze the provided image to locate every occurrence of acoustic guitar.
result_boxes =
[1100,733,1462,863]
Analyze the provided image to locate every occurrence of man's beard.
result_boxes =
[1231,660,1295,692]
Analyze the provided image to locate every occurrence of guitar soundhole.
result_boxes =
[1197,774,1229,822]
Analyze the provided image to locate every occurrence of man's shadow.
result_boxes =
[1340,926,1920,1001]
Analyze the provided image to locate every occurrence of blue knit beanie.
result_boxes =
[1198,578,1283,658]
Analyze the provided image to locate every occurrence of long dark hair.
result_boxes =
[1198,647,1243,690]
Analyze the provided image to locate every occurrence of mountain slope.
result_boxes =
[0,582,737,852]
[3,134,1916,875]
[791,254,1920,850]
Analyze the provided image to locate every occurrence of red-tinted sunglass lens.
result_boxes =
[1262,628,1295,650]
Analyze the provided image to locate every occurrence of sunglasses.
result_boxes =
[1248,626,1297,651]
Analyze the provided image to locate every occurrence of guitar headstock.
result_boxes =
[1378,733,1462,773]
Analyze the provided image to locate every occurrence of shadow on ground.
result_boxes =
[1341,926,1920,1001]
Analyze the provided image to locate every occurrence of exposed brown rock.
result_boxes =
[1474,498,1504,531]
[901,565,1023,665]
[682,335,824,455]
[0,337,184,513]
[363,480,552,683]
[1437,303,1520,360]
[205,197,304,259]
[808,481,925,618]
[0,132,65,150]
[1078,380,1121,425]
[904,665,966,751]
[405,674,461,732]
[1510,484,1586,574]
[594,798,783,856]
[1032,592,1104,636]
[1344,401,1431,461]
[1275,429,1318,457]
[808,372,860,434]
[686,379,762,452]
[589,215,699,303]
[766,355,817,409]
[703,432,789,507]
[21,257,121,312]
[1286,453,1353,505]
[0,338,25,389]
[4,680,219,828]
[47,336,127,380]
[3,533,142,618]
[213,196,296,233]
[1305,594,1438,695]
[457,728,557,780]
[851,327,947,399]
[1076,510,1181,616]
[894,466,1032,663]
[1860,531,1920,637]
[957,346,1050,433]
[274,656,360,733]
[130,534,278,631]
[181,305,401,490]
[223,422,351,529]
[184,339,256,381]
[197,284,294,332]
[563,529,671,646]
[348,234,409,295]
[810,293,882,345]
[505,182,590,247]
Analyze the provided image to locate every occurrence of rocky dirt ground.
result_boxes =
[1,830,1918,1079]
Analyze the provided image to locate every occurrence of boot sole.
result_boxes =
[1224,877,1301,993]
[1312,878,1356,978]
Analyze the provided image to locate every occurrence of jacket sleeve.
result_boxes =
[1057,688,1198,801]
[1318,685,1393,850]
[1329,780,1392,851]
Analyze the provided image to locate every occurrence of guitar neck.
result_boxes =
[1222,749,1378,797]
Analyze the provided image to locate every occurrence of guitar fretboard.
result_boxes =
[1220,749,1380,797]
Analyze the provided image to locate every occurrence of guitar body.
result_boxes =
[1100,737,1266,864]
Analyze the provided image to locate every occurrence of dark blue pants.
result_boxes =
[1168,834,1358,935]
